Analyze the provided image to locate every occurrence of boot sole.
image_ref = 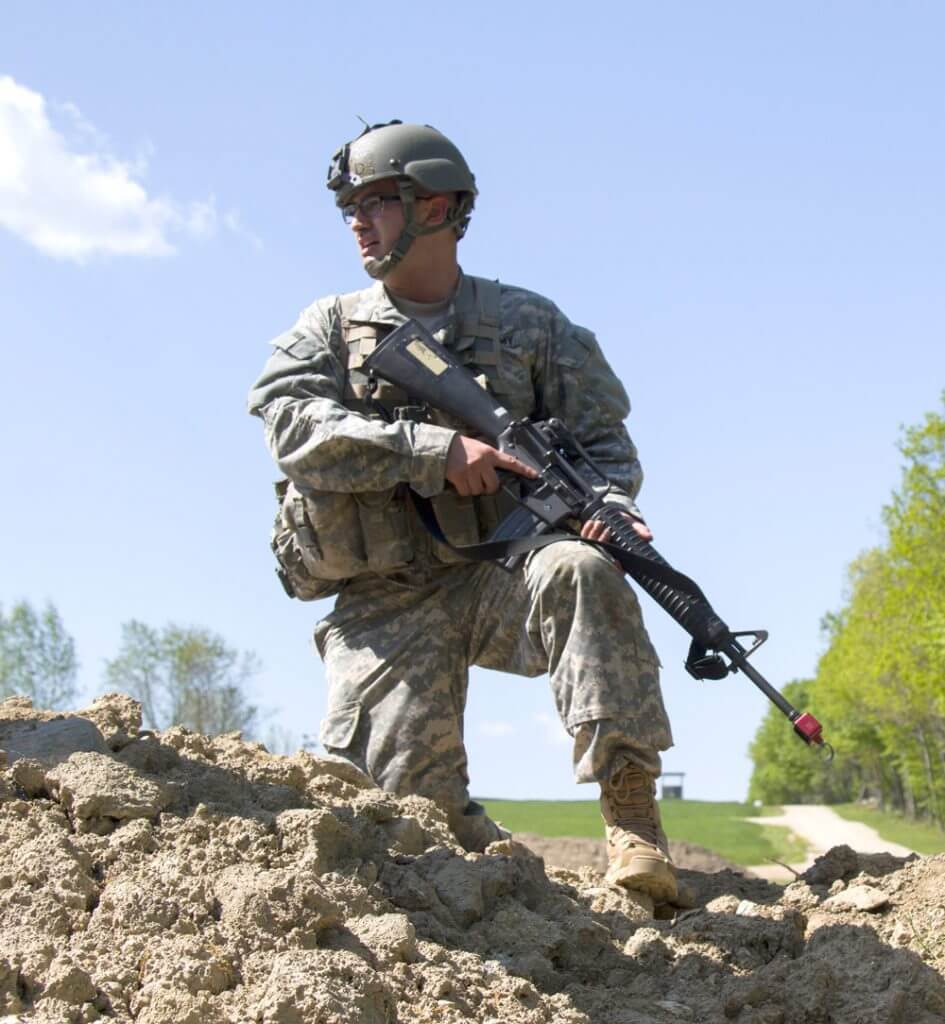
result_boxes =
[606,854,678,903]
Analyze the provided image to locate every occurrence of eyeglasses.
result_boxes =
[341,194,402,225]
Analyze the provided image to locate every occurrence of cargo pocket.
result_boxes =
[354,486,414,572]
[319,699,361,751]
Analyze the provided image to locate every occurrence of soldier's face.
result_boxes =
[346,181,406,268]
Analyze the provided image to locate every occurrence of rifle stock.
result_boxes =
[365,322,512,439]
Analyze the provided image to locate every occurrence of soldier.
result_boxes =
[248,121,677,901]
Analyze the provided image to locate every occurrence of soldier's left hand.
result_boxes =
[581,513,652,544]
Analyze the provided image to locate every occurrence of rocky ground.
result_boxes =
[1,695,944,1024]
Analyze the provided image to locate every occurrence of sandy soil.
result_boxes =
[2,694,944,1024]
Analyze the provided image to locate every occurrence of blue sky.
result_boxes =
[2,2,943,801]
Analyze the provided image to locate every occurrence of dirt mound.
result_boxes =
[2,694,944,1024]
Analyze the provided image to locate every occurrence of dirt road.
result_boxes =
[747,803,915,880]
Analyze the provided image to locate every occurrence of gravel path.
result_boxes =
[746,803,915,880]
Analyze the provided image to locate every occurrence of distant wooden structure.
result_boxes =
[660,772,685,800]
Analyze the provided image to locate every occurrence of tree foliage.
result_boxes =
[749,393,945,826]
[104,621,261,736]
[0,600,78,708]
[748,680,856,804]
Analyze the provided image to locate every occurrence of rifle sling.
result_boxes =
[409,491,706,598]
[411,492,730,677]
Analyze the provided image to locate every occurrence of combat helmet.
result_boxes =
[327,120,477,279]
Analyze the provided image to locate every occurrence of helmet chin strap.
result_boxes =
[363,181,465,280]
[364,180,420,280]
[364,257,392,281]
[363,227,418,279]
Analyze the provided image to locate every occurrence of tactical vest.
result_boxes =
[338,276,509,562]
[271,276,519,599]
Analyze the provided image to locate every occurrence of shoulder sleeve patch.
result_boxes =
[556,325,598,369]
[269,328,320,360]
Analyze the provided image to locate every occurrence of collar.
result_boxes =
[345,269,474,326]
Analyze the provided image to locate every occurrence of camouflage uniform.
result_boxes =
[248,273,673,849]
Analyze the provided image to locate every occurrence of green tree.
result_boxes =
[104,621,260,736]
[814,550,908,810]
[880,398,945,823]
[748,394,945,825]
[808,395,945,825]
[0,600,78,709]
[748,679,856,805]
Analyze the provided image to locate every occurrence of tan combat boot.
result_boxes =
[451,800,512,853]
[600,764,677,902]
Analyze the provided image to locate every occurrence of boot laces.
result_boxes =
[605,767,659,848]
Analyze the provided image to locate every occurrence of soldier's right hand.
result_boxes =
[445,435,538,496]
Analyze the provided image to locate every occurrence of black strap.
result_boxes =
[410,491,730,679]
[409,489,570,562]
[409,491,705,596]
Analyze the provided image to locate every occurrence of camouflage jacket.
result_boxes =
[247,272,645,585]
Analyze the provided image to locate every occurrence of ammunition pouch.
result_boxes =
[271,480,341,601]
[271,479,414,600]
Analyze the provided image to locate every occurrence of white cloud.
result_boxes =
[479,719,515,738]
[222,207,263,250]
[0,76,249,263]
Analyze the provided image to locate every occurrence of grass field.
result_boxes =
[832,803,945,855]
[479,798,809,866]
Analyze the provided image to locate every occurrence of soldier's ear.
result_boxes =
[421,195,450,227]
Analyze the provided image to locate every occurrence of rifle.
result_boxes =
[362,319,833,757]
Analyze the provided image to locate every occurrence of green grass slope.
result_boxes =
[480,798,808,866]
[832,803,945,855]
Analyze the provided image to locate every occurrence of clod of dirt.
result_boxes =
[821,883,889,913]
[2,694,945,1024]
[801,843,915,886]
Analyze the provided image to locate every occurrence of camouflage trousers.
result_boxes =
[313,540,673,847]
